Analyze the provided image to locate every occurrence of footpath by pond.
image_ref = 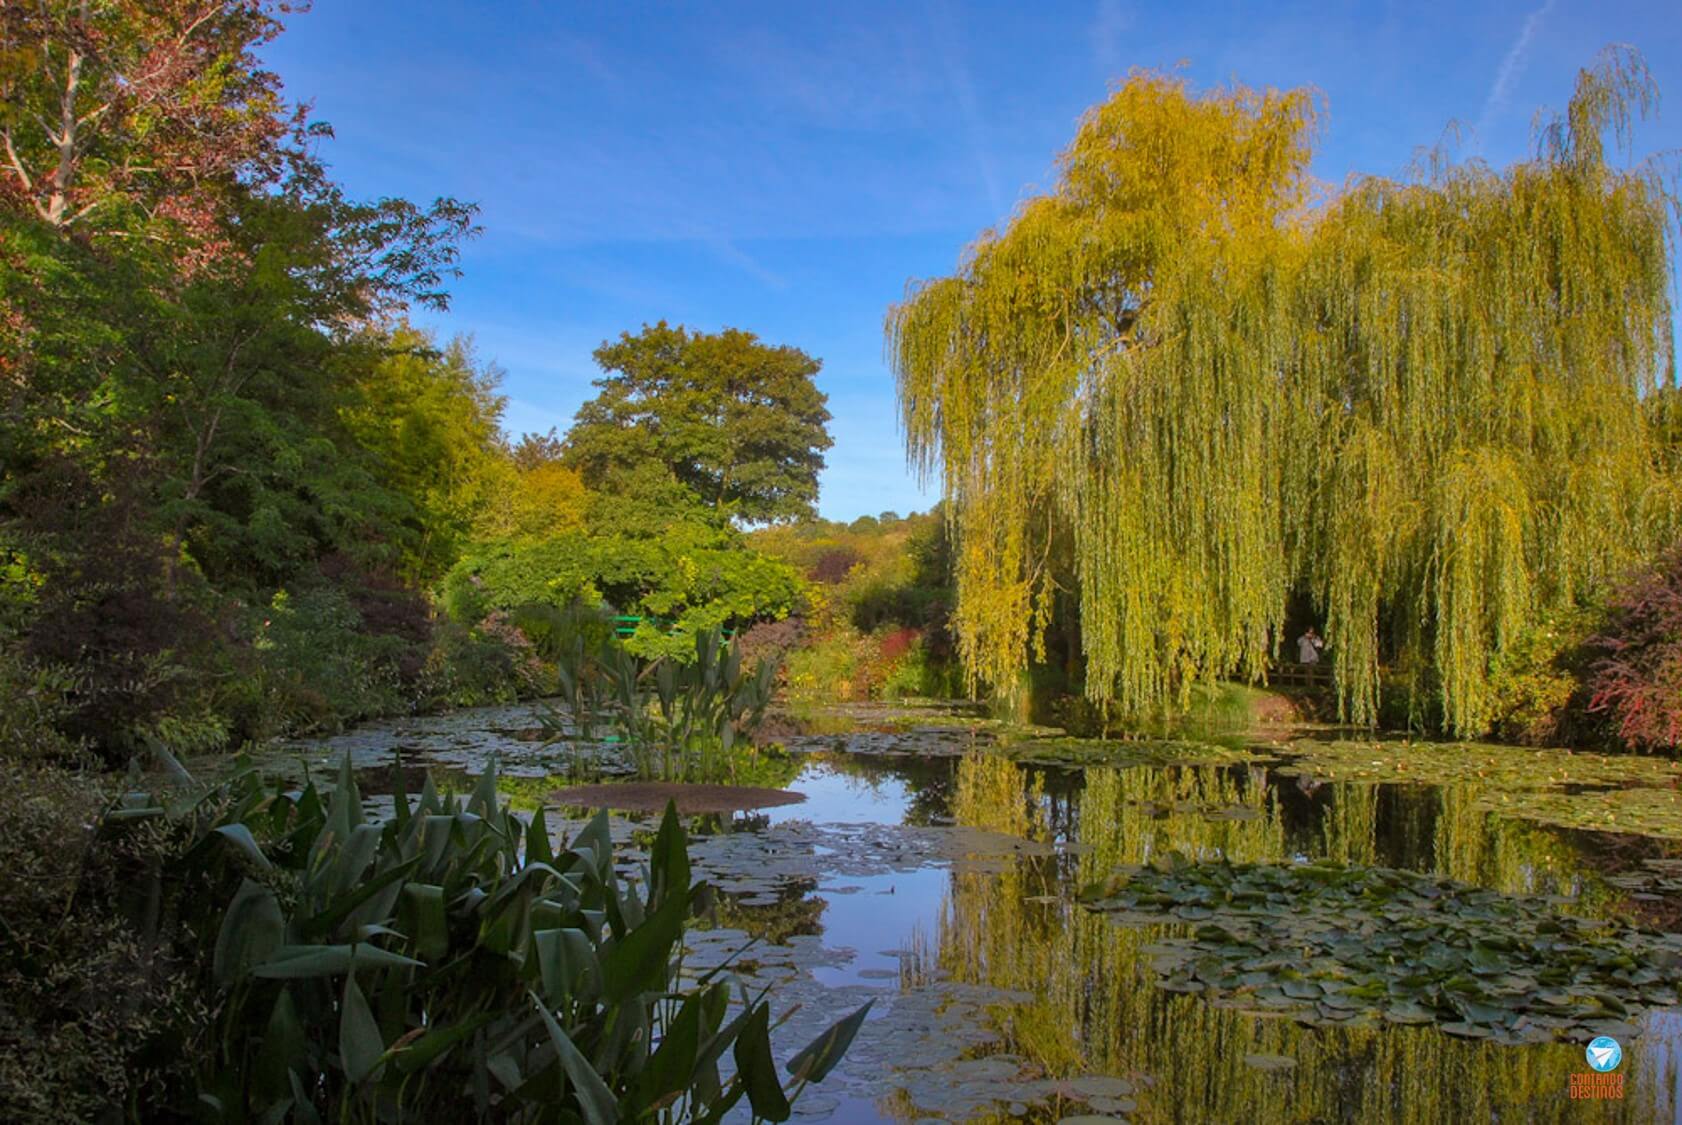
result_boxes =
[256,700,1682,1123]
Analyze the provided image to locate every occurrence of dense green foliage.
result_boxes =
[0,760,201,1120]
[0,4,497,758]
[537,626,781,783]
[0,6,823,760]
[565,322,833,524]
[2,751,864,1121]
[747,509,963,702]
[888,53,1680,737]
[447,523,801,663]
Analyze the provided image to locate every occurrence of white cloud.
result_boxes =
[1093,0,1134,82]
[1476,0,1556,146]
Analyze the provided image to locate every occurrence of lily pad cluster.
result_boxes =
[1273,739,1682,838]
[1004,737,1261,770]
[1479,785,1682,840]
[1080,857,1682,1044]
[1273,739,1682,789]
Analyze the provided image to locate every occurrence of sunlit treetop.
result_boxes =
[564,321,834,526]
[889,51,1679,733]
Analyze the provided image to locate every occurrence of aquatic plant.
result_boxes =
[1273,737,1682,837]
[113,753,867,1122]
[1080,856,1682,1044]
[536,627,780,784]
[932,753,1680,1122]
[887,52,1679,735]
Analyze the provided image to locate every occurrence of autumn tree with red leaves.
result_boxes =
[1587,549,1682,753]
[0,0,296,238]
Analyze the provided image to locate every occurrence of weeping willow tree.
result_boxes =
[889,50,1679,733]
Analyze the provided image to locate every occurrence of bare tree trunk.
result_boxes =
[44,3,88,226]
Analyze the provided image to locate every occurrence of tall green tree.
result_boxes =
[888,53,1678,734]
[0,2,482,750]
[338,327,506,579]
[0,1,478,569]
[564,321,833,523]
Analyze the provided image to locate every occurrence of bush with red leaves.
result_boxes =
[316,553,435,681]
[1587,548,1682,752]
[878,625,919,664]
[809,548,863,584]
[734,617,805,673]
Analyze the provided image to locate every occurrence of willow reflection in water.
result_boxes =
[936,753,1679,1122]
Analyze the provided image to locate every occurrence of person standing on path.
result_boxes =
[1297,627,1324,665]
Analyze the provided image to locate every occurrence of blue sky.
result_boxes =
[263,1,1680,521]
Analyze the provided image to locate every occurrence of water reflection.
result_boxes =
[936,753,1682,1123]
[300,702,1682,1121]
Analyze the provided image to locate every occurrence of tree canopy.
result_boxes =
[563,321,833,523]
[888,52,1679,734]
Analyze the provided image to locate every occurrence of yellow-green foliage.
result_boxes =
[888,55,1678,735]
[751,511,960,700]
[748,511,932,607]
[475,461,589,542]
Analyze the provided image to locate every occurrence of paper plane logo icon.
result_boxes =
[1585,1037,1622,1073]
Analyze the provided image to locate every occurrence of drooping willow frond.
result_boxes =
[888,54,1678,734]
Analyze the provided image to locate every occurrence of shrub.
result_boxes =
[734,616,806,673]
[809,547,861,584]
[0,649,89,763]
[877,633,964,700]
[103,754,867,1121]
[1586,549,1682,752]
[251,586,411,732]
[23,531,227,762]
[415,618,527,710]
[1486,607,1597,745]
[443,528,802,661]
[0,761,208,1122]
[784,627,870,703]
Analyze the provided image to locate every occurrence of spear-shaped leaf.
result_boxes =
[340,972,384,1084]
[529,991,616,1125]
[786,1000,873,1083]
[732,1001,790,1122]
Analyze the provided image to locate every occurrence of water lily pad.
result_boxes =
[1243,1053,1297,1072]
[1271,740,1682,838]
[1080,857,1682,1042]
[1067,1075,1134,1099]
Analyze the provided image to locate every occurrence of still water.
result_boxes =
[288,703,1682,1123]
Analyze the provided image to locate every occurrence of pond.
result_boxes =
[270,702,1682,1123]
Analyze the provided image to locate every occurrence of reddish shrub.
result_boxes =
[316,553,434,680]
[809,548,862,584]
[734,617,805,673]
[878,626,919,664]
[1586,549,1682,752]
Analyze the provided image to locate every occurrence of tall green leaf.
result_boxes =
[340,973,385,1084]
[786,1000,873,1083]
[213,878,284,985]
[732,1001,791,1122]
[529,992,617,1125]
